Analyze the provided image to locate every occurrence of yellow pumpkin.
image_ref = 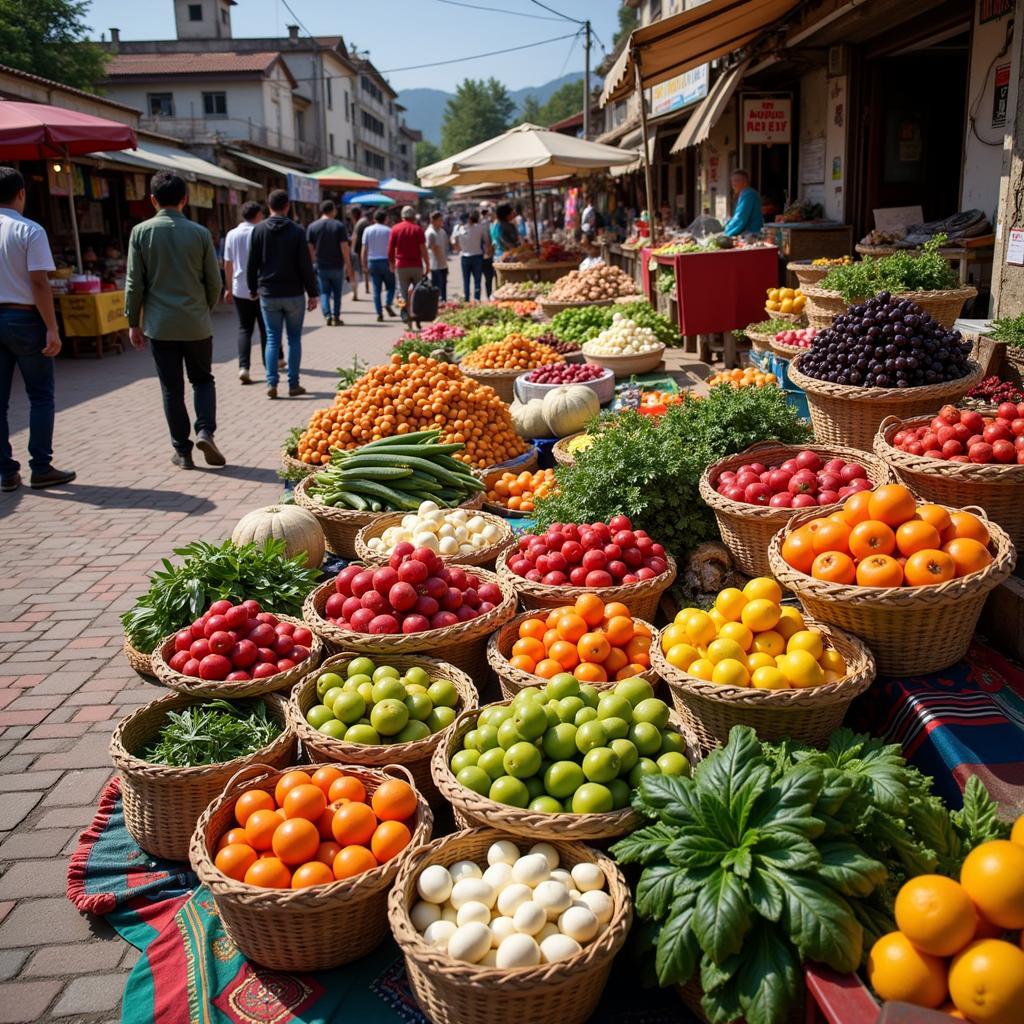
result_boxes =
[231,505,325,568]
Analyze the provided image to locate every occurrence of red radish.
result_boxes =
[199,654,231,680]
[168,650,191,672]
[253,663,279,679]
[402,615,430,633]
[230,639,258,668]
[208,631,234,656]
[209,599,233,616]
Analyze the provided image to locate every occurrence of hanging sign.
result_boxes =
[187,182,214,209]
[992,64,1011,129]
[742,97,792,145]
[650,65,709,117]
[287,173,320,204]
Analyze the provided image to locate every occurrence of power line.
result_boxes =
[379,32,577,73]
[528,0,584,25]
[557,28,583,79]
[433,0,566,20]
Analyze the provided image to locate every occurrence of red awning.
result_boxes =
[0,101,136,159]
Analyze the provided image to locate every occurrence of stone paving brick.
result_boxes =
[24,942,124,977]
[0,829,74,860]
[0,860,71,900]
[51,973,128,1017]
[0,951,28,983]
[0,898,113,948]
[37,768,111,808]
[0,794,44,832]
[0,771,62,793]
[0,979,61,1022]
[31,805,96,830]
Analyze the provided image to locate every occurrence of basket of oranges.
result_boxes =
[765,286,806,321]
[650,577,875,753]
[483,467,558,517]
[189,761,432,972]
[767,484,1016,675]
[487,606,660,700]
[707,366,779,390]
[461,338,565,404]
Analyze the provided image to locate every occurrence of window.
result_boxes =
[363,149,385,172]
[147,93,174,117]
[329,132,335,154]
[346,139,351,158]
[344,90,349,121]
[188,3,202,21]
[296,110,306,140]
[361,110,384,136]
[221,7,228,24]
[360,75,383,104]
[202,92,227,117]
[326,77,333,110]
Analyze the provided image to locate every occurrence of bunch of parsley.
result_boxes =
[821,235,959,302]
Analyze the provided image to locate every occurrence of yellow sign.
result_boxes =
[188,182,214,209]
[58,291,129,337]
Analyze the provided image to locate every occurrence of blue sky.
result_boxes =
[83,0,622,92]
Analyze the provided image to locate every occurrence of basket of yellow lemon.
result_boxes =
[650,577,875,754]
[707,367,779,390]
[765,286,806,322]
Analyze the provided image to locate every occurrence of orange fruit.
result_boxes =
[545,606,572,628]
[867,931,947,1008]
[849,520,896,559]
[371,819,412,862]
[574,593,606,627]
[512,636,546,662]
[331,801,378,847]
[810,551,856,584]
[244,808,285,851]
[509,654,537,672]
[291,861,335,889]
[781,528,816,574]
[868,484,917,527]
[282,783,328,822]
[574,662,607,683]
[855,554,904,588]
[603,601,630,620]
[943,538,993,578]
[274,770,312,807]
[333,844,378,879]
[371,779,417,822]
[604,615,635,647]
[1011,814,1024,846]
[518,617,547,641]
[904,549,956,587]
[534,658,563,679]
[960,840,1024,929]
[556,613,587,643]
[946,511,990,546]
[310,766,345,797]
[616,663,647,680]
[916,504,953,536]
[895,875,978,957]
[548,639,580,669]
[632,621,652,639]
[948,939,1024,1024]
[578,632,611,664]
[314,840,342,867]
[603,647,629,675]
[218,827,249,850]
[244,856,292,889]
[542,628,559,649]
[328,775,367,805]
[895,520,942,557]
[214,843,258,881]
[840,490,874,526]
[810,518,852,555]
[272,817,321,866]
[234,789,275,827]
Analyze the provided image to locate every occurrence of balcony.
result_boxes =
[139,115,320,164]
[354,122,388,151]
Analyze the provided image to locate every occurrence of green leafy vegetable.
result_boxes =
[336,355,369,391]
[142,699,281,767]
[989,312,1024,349]
[455,320,548,357]
[549,301,680,347]
[435,305,520,330]
[820,235,959,302]
[656,269,676,295]
[391,337,444,362]
[121,539,320,655]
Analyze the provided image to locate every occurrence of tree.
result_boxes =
[415,139,442,171]
[612,5,638,49]
[520,95,544,124]
[539,79,585,126]
[440,78,516,156]
[0,0,108,93]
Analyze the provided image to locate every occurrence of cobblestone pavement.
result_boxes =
[0,291,400,1022]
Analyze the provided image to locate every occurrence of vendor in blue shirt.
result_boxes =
[723,169,764,237]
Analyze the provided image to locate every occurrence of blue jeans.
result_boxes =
[0,308,54,476]
[367,258,395,316]
[260,295,304,388]
[317,267,344,319]
[430,268,448,303]
[460,254,483,301]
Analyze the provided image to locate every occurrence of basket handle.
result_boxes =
[961,505,991,522]
[222,762,279,793]
[739,440,785,455]
[382,763,417,788]
[878,415,901,431]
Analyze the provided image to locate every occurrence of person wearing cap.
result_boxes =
[388,205,429,326]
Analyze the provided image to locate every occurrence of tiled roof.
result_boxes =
[106,52,282,77]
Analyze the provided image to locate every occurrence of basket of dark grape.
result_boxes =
[786,293,983,451]
[513,363,616,406]
[535,333,584,363]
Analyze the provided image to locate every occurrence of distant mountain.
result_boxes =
[398,72,584,145]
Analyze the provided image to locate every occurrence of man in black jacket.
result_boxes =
[246,189,318,399]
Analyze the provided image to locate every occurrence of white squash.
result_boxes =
[542,385,600,438]
[231,505,325,568]
[510,398,550,439]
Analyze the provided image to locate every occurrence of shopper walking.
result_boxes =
[246,189,318,400]
[491,203,520,261]
[361,209,397,322]
[0,167,75,491]
[388,205,429,326]
[425,211,449,303]
[223,201,266,386]
[349,205,369,301]
[307,200,354,327]
[125,171,224,470]
[452,210,487,302]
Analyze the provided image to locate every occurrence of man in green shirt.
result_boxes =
[125,172,225,469]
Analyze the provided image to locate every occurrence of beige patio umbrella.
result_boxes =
[418,123,638,249]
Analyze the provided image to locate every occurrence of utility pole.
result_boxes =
[583,20,591,140]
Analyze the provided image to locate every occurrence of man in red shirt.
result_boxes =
[388,206,430,325]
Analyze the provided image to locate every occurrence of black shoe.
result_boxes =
[171,452,195,470]
[238,368,252,385]
[29,467,76,489]
[267,386,278,399]
[376,314,383,322]
[332,318,344,326]
[385,306,397,318]
[1,472,21,492]
[288,385,307,397]
[195,432,226,467]
[325,316,335,327]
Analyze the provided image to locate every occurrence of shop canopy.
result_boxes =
[379,177,433,202]
[670,60,750,154]
[343,192,395,206]
[600,0,798,107]
[226,149,319,203]
[92,142,257,192]
[311,163,379,190]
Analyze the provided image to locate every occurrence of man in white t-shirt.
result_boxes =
[425,211,449,303]
[223,201,266,385]
[0,167,75,492]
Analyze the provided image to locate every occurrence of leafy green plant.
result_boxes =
[989,312,1024,349]
[550,301,680,347]
[454,320,547,357]
[436,305,519,330]
[336,355,368,391]
[820,235,959,302]
[142,699,282,767]
[740,319,800,338]
[121,540,320,655]
[391,337,441,362]
[277,425,308,483]
[656,269,676,295]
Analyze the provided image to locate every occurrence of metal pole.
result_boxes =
[634,47,656,242]
[528,167,541,254]
[63,150,82,273]
[583,21,592,141]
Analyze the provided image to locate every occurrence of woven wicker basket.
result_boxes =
[651,618,875,754]
[303,566,517,680]
[765,306,806,324]
[355,510,514,570]
[123,636,157,678]
[280,446,316,479]
[286,653,478,802]
[496,552,677,622]
[581,344,666,377]
[552,434,586,466]
[874,415,1024,555]
[430,702,692,842]
[294,473,380,558]
[786,356,983,452]
[151,614,323,699]
[767,504,1016,675]
[487,610,660,701]
[769,338,812,361]
[482,446,539,476]
[744,330,775,353]
[459,366,527,405]
[786,261,833,287]
[801,285,977,330]
[494,261,578,285]
[388,827,632,1024]
[699,441,894,577]
[189,761,432,972]
[539,297,615,319]
[110,691,295,861]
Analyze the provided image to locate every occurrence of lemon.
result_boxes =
[674,606,701,625]
[746,652,776,672]
[684,611,716,646]
[708,607,728,630]
[775,606,806,640]
[665,643,700,670]
[819,648,847,675]
[707,638,746,665]
[660,622,690,651]
[718,621,753,651]
[711,659,749,687]
[780,650,825,688]
[751,666,789,690]
[688,658,715,681]
[714,587,747,622]
[741,598,780,633]
[787,630,824,660]
[751,629,785,657]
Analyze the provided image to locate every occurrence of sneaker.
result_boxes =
[170,452,195,470]
[288,385,307,397]
[238,368,252,385]
[1,472,21,492]
[29,467,76,489]
[325,316,336,327]
[376,314,383,322]
[331,318,344,326]
[267,386,278,399]
[195,431,226,467]
[385,305,397,318]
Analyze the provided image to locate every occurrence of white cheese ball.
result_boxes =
[470,533,489,549]
[496,882,533,917]
[540,933,583,964]
[482,862,513,893]
[511,854,550,888]
[447,922,492,963]
[411,900,441,932]
[487,840,520,867]
[558,905,599,944]
[512,901,547,936]
[537,922,560,942]
[416,864,453,904]
[466,515,486,534]
[533,880,572,920]
[413,531,440,552]
[481,523,502,545]
[489,915,517,947]
[418,500,439,514]
[570,862,605,893]
[450,877,494,910]
[449,860,484,883]
[496,933,541,969]
[456,900,492,927]
[440,903,458,923]
[550,868,573,888]
[438,536,460,556]
[529,843,560,871]
[579,889,614,925]
[423,919,457,948]
[437,523,456,539]
[479,948,498,968]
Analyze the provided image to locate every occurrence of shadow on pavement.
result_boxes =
[29,483,217,513]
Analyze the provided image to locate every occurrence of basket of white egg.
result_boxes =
[355,502,515,570]
[388,829,632,1024]
[581,314,666,377]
